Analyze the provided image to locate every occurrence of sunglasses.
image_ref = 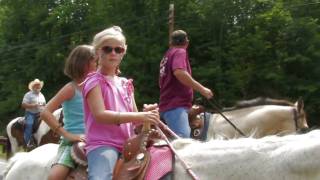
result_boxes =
[101,46,125,54]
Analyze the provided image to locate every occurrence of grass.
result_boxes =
[0,144,6,160]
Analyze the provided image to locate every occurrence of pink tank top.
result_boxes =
[82,72,135,153]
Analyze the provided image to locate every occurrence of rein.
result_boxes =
[158,121,199,180]
[206,99,246,137]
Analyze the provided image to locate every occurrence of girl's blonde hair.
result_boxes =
[92,26,126,51]
[64,45,95,81]
[92,26,126,75]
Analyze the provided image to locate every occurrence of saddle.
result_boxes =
[66,141,88,180]
[113,128,173,180]
[14,114,41,134]
[67,134,154,180]
[113,130,154,180]
[67,128,173,180]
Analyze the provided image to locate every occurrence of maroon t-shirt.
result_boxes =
[159,47,193,112]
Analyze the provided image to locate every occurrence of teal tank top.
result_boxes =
[62,84,85,134]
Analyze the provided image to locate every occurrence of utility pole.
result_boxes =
[168,3,174,45]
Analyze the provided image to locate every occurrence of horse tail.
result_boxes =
[6,133,12,160]
[6,119,17,159]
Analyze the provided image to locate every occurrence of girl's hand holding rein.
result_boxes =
[64,132,86,143]
[140,109,160,125]
[143,103,158,112]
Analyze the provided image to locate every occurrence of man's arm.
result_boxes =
[174,69,213,99]
[21,94,37,109]
[21,102,37,109]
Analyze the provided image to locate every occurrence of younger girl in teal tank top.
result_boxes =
[62,84,84,135]
[40,45,97,180]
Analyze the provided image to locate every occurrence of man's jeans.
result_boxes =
[160,107,191,138]
[24,111,37,144]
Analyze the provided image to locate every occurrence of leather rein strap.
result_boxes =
[158,121,200,180]
[207,99,246,137]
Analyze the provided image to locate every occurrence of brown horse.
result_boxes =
[189,97,308,140]
[6,108,63,157]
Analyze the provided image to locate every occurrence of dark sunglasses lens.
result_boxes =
[102,46,124,54]
[114,47,124,54]
[102,46,113,54]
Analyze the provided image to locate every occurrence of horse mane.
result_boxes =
[222,97,294,111]
[173,129,320,151]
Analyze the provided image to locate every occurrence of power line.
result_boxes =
[0,12,169,54]
[0,14,169,63]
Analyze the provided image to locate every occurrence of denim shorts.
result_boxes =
[87,146,119,180]
[160,107,191,138]
[54,139,75,168]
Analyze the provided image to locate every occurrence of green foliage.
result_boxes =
[0,0,319,132]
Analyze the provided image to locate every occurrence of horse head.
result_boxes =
[294,98,309,131]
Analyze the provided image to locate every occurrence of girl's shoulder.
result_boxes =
[83,72,105,86]
[117,76,131,82]
[53,82,76,101]
[117,77,134,94]
[86,72,105,81]
[117,76,134,85]
[82,72,118,94]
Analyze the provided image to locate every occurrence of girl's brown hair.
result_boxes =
[64,45,95,81]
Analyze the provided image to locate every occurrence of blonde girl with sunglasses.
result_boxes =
[82,26,160,180]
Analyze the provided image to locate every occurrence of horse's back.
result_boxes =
[222,97,294,111]
[173,130,320,180]
[4,143,58,180]
[210,105,297,138]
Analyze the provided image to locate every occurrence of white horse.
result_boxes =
[6,108,63,156]
[4,130,320,180]
[172,130,320,180]
[189,98,308,140]
[3,143,58,180]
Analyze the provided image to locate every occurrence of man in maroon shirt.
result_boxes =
[159,30,213,138]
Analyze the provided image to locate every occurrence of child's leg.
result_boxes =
[87,146,119,180]
[48,164,70,180]
[50,140,75,180]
